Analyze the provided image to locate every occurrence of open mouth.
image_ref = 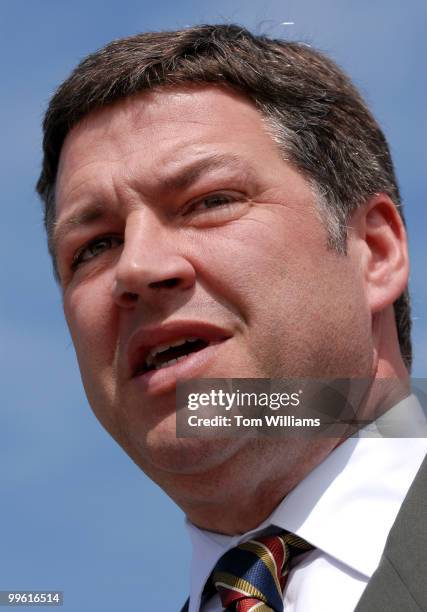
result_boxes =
[128,322,231,384]
[135,337,210,375]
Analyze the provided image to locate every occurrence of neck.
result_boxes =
[160,436,340,534]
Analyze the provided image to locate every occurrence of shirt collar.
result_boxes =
[186,395,427,611]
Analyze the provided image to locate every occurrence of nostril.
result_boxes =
[149,277,180,289]
[122,291,139,305]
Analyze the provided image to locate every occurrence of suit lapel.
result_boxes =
[180,597,189,612]
[355,455,427,611]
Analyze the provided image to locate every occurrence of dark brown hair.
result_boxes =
[36,23,412,369]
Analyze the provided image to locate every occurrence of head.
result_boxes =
[37,25,411,530]
[38,24,411,370]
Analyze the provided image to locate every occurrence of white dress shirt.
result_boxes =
[186,395,427,612]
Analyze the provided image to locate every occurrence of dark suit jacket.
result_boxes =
[180,455,427,612]
[355,454,427,611]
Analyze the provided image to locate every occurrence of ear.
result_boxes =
[349,194,409,314]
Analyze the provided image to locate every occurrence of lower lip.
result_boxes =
[131,340,228,395]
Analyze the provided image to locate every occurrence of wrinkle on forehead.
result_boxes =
[56,85,275,207]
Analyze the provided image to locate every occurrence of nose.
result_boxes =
[112,211,196,309]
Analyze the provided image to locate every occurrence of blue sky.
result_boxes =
[1,1,426,610]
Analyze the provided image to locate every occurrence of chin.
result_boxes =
[129,421,246,476]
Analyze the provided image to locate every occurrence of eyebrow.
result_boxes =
[159,153,251,192]
[52,152,254,254]
[52,203,108,256]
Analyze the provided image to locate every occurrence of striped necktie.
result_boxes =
[211,531,313,611]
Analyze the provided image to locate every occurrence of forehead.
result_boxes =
[55,86,282,210]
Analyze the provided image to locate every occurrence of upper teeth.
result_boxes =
[145,337,199,368]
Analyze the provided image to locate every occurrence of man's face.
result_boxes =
[54,86,372,477]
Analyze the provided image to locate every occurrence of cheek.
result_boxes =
[188,216,290,316]
[63,278,117,372]
[63,279,122,435]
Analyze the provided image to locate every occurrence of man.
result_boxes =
[37,24,426,611]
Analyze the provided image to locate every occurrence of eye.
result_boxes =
[189,193,235,212]
[183,191,249,227]
[71,235,123,270]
